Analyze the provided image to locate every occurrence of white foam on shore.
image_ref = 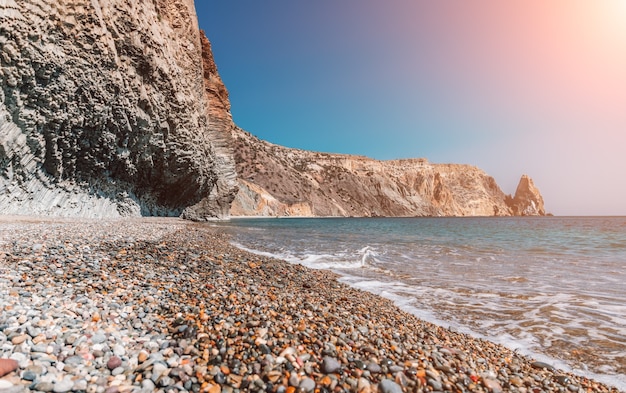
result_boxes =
[231,240,626,392]
[231,242,370,270]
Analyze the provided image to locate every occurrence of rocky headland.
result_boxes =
[230,129,545,217]
[0,0,237,219]
[0,0,546,220]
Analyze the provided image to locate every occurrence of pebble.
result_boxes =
[34,381,54,392]
[0,359,18,377]
[379,379,403,393]
[52,377,74,393]
[532,361,555,371]
[299,377,316,392]
[0,219,619,393]
[321,356,341,374]
[134,379,152,390]
[367,362,382,373]
[137,350,149,363]
[21,369,37,381]
[11,334,28,345]
[358,377,371,391]
[91,333,107,344]
[482,377,503,393]
[427,378,443,391]
[107,356,122,370]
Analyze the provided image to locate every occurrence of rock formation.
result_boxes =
[0,0,237,218]
[0,0,545,219]
[505,174,546,216]
[231,128,545,217]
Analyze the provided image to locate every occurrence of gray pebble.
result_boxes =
[73,379,88,391]
[9,352,28,367]
[21,370,38,381]
[112,344,126,357]
[289,372,299,386]
[321,356,341,374]
[531,361,555,371]
[91,333,107,344]
[141,380,156,390]
[159,376,174,387]
[52,377,73,393]
[299,377,316,392]
[427,378,443,391]
[151,362,168,382]
[379,379,403,393]
[64,355,83,366]
[367,362,382,373]
[111,366,125,376]
[34,382,54,392]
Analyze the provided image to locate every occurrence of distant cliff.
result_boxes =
[0,0,237,218]
[231,128,545,217]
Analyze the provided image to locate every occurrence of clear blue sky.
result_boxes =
[195,1,626,216]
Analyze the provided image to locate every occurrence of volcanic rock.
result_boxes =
[0,0,237,219]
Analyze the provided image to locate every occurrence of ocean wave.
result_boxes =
[222,217,626,392]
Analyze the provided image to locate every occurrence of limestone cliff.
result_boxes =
[231,128,544,217]
[506,174,546,216]
[0,0,237,218]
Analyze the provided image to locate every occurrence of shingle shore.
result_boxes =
[0,217,618,393]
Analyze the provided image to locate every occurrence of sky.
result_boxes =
[195,1,626,216]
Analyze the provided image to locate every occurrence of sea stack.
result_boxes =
[506,174,546,216]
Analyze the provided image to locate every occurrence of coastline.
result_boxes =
[0,218,619,392]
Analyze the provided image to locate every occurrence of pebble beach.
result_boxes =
[0,217,619,393]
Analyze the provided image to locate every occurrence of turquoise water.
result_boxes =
[215,217,626,390]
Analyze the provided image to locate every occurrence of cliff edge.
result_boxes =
[0,0,237,218]
[230,128,546,217]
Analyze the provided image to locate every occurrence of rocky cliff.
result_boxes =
[231,128,546,217]
[506,174,546,216]
[0,0,237,218]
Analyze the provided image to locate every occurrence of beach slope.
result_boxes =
[0,218,617,392]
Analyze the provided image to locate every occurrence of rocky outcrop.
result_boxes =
[231,128,543,217]
[230,179,313,217]
[506,174,546,216]
[0,0,237,218]
[180,31,237,220]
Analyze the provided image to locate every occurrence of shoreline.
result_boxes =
[0,218,620,392]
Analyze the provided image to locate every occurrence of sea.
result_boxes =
[214,216,626,391]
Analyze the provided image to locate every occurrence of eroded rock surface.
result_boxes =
[231,129,543,217]
[506,174,546,216]
[0,0,237,218]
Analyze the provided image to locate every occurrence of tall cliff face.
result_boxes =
[0,0,237,218]
[231,129,543,217]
